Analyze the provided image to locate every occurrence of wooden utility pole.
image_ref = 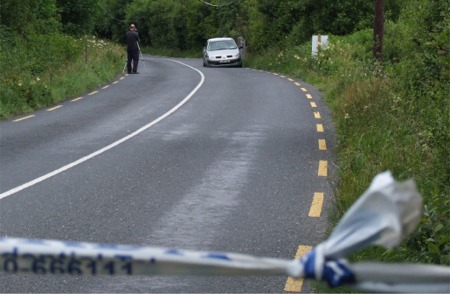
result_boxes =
[373,0,384,61]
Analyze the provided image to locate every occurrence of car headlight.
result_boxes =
[234,53,241,58]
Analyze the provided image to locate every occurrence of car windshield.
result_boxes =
[208,40,237,51]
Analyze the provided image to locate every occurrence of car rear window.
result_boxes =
[208,40,237,51]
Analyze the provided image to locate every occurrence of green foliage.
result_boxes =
[0,31,123,118]
[125,0,174,47]
[47,38,124,101]
[56,0,101,36]
[0,28,76,116]
[381,1,450,265]
[407,190,450,264]
[246,0,449,268]
[124,0,248,50]
[96,0,134,43]
[0,0,61,35]
[0,0,408,53]
[78,0,389,52]
[255,0,374,47]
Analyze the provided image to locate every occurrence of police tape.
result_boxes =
[1,171,449,293]
[0,237,291,277]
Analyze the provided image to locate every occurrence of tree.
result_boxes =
[254,0,374,46]
[96,0,133,43]
[56,0,101,36]
[373,0,385,61]
[1,0,60,35]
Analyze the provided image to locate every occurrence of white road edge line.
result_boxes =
[0,59,205,200]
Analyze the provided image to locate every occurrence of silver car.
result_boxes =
[203,37,243,67]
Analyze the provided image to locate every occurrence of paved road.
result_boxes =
[0,57,336,293]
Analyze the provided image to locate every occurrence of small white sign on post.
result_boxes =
[312,35,328,56]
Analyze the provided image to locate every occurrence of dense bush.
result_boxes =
[0,29,123,118]
[1,30,70,115]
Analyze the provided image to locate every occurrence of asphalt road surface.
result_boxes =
[0,56,336,293]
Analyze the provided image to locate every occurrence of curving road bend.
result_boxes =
[0,56,336,293]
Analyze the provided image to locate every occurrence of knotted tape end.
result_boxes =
[289,247,356,287]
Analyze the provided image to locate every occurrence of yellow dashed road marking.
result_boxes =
[88,91,98,96]
[273,73,279,76]
[288,78,294,82]
[318,139,327,150]
[47,105,62,112]
[102,85,110,89]
[309,192,324,217]
[318,160,328,176]
[120,77,125,80]
[316,124,324,132]
[284,246,313,292]
[285,74,327,292]
[13,115,35,122]
[112,81,119,84]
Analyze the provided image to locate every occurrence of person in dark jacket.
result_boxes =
[126,24,140,74]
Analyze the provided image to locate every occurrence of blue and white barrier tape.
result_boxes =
[299,245,355,287]
[0,237,291,277]
[1,237,448,293]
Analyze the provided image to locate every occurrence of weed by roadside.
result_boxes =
[0,33,124,119]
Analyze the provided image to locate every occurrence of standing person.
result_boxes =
[126,23,140,74]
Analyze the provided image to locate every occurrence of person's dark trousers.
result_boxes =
[127,49,139,73]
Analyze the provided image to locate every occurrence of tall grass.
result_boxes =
[0,33,124,119]
[48,38,125,101]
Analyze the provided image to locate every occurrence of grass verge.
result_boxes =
[0,35,124,119]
